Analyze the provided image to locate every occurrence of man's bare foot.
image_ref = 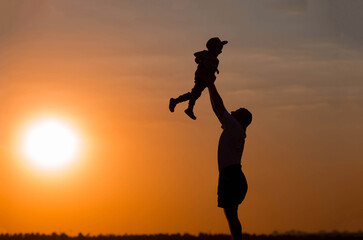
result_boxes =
[184,109,197,120]
[169,98,177,112]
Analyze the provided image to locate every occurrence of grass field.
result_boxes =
[1,232,363,240]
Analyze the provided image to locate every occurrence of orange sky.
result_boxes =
[1,0,363,236]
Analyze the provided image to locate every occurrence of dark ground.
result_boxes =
[1,232,362,240]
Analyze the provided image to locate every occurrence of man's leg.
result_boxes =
[224,205,242,240]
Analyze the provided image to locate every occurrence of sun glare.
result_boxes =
[21,118,81,171]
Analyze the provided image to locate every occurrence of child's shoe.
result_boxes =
[169,98,177,112]
[184,108,197,120]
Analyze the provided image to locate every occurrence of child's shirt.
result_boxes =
[194,50,219,81]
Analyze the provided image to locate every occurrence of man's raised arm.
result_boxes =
[207,81,227,124]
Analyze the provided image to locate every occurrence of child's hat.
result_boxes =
[206,37,228,49]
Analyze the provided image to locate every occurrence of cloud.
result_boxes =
[270,0,308,15]
[330,0,363,49]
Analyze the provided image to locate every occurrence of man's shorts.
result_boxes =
[217,164,248,208]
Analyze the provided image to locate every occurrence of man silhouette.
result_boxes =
[205,80,252,240]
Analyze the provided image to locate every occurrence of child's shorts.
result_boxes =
[217,164,248,208]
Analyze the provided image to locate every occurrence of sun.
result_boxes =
[21,117,81,171]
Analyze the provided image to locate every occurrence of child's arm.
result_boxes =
[194,51,206,64]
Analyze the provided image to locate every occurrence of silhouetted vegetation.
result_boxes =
[1,232,363,240]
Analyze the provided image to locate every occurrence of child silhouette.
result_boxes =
[169,37,228,120]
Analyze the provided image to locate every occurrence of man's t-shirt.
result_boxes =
[218,111,246,172]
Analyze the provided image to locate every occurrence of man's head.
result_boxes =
[231,108,252,129]
[206,37,228,56]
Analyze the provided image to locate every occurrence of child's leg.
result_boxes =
[169,79,206,117]
[183,80,207,120]
[169,92,191,112]
[174,92,191,103]
[169,91,193,113]
[186,80,207,111]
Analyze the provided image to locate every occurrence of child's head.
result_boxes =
[206,37,228,56]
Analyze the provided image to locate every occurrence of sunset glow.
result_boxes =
[21,118,81,171]
[0,0,362,236]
